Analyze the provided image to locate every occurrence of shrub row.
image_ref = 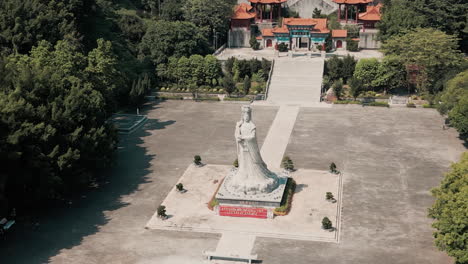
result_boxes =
[274,178,296,216]
[224,97,252,101]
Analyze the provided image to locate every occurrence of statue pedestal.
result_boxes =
[215,168,288,217]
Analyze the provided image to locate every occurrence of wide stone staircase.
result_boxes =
[288,0,337,17]
[266,58,324,105]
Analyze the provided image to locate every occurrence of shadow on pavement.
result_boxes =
[0,102,175,264]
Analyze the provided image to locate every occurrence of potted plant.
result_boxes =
[322,217,332,230]
[194,155,202,166]
[157,205,167,220]
[176,183,186,193]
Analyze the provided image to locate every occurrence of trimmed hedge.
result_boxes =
[333,100,361,104]
[157,95,184,100]
[195,97,220,101]
[365,101,390,107]
[274,178,296,216]
[423,104,436,108]
[224,97,252,101]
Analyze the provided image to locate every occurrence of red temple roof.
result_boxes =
[272,26,289,34]
[283,18,317,26]
[269,18,329,35]
[249,0,287,4]
[332,29,347,38]
[231,3,256,20]
[261,28,275,37]
[358,4,382,21]
[333,0,372,4]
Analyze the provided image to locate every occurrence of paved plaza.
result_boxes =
[0,101,465,264]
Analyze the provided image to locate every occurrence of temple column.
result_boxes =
[345,5,348,23]
[338,4,341,21]
[356,5,358,23]
[270,4,273,21]
[260,5,263,21]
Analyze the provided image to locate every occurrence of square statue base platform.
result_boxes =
[215,168,288,208]
[146,164,343,243]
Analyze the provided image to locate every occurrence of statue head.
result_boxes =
[241,105,252,123]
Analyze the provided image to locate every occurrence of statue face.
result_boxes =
[242,111,251,122]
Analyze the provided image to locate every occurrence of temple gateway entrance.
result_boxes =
[266,39,272,47]
[337,40,343,48]
[299,37,309,48]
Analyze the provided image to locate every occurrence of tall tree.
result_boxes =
[204,55,222,86]
[429,152,468,264]
[182,0,236,45]
[161,0,186,21]
[381,28,463,93]
[353,58,380,91]
[139,20,210,65]
[372,56,407,94]
[0,0,93,54]
[325,55,343,81]
[0,39,117,210]
[377,0,427,42]
[341,55,357,84]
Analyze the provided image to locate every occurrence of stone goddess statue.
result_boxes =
[228,105,279,195]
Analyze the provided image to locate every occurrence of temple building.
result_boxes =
[249,0,287,22]
[230,3,256,29]
[358,3,382,29]
[334,0,373,24]
[229,0,382,50]
[260,18,330,50]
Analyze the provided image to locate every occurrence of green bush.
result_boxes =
[423,104,436,108]
[278,43,288,52]
[282,156,294,171]
[194,155,202,165]
[208,198,219,209]
[176,183,184,191]
[157,95,184,100]
[366,102,390,107]
[330,162,337,173]
[274,178,296,215]
[196,97,220,101]
[157,205,167,218]
[224,97,251,101]
[334,100,360,104]
[250,36,260,50]
[326,192,334,200]
[346,38,359,51]
[332,79,344,100]
[429,152,468,263]
[233,159,238,168]
[199,85,211,92]
[407,102,416,108]
[322,217,332,229]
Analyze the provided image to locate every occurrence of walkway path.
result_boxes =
[266,58,324,105]
[260,105,300,170]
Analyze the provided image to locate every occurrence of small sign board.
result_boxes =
[219,206,268,219]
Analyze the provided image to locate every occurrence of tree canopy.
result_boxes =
[381,28,463,93]
[139,20,210,65]
[378,0,468,53]
[0,39,117,209]
[429,152,468,264]
[183,0,236,44]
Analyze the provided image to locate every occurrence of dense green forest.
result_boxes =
[378,0,468,53]
[0,0,235,216]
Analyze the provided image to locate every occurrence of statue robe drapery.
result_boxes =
[230,120,278,194]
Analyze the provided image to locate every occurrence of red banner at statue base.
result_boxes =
[219,206,268,219]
